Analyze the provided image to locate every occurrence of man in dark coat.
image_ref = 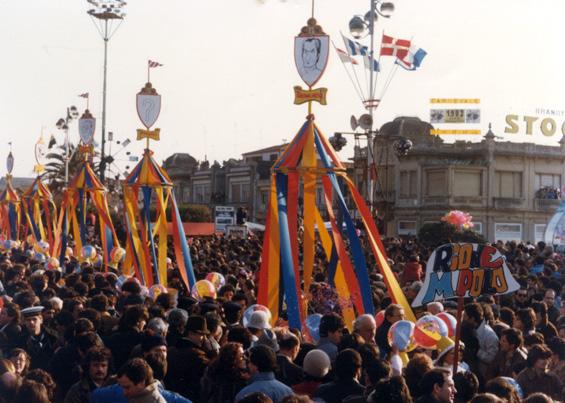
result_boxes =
[416,368,456,403]
[64,346,111,403]
[314,349,365,403]
[17,306,58,371]
[275,332,304,386]
[165,315,210,401]
[375,304,405,359]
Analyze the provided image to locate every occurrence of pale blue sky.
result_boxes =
[1,0,564,177]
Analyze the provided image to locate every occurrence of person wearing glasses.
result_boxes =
[375,304,405,360]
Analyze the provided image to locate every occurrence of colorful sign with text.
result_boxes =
[412,243,520,307]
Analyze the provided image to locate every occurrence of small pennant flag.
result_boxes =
[78,93,89,98]
[336,48,358,65]
[380,34,411,59]
[396,46,427,71]
[148,60,163,68]
[341,33,368,56]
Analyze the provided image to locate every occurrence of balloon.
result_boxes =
[191,279,217,301]
[110,247,126,264]
[388,320,416,351]
[65,247,74,258]
[305,314,323,342]
[25,249,34,258]
[436,312,457,337]
[431,315,448,337]
[26,234,35,245]
[33,252,46,263]
[441,210,473,230]
[93,254,103,268]
[500,377,523,399]
[34,240,50,255]
[375,310,385,328]
[242,304,272,328]
[414,315,443,349]
[46,257,60,270]
[205,272,226,290]
[149,284,168,300]
[80,245,97,261]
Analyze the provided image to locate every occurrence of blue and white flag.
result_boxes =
[396,46,427,71]
[341,33,368,56]
[363,54,380,72]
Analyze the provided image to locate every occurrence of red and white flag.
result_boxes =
[380,34,411,60]
[148,60,163,68]
[336,48,358,65]
[78,93,89,98]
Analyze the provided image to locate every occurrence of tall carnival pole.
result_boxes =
[86,0,126,182]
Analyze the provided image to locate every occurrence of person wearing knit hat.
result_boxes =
[292,349,331,398]
[434,336,468,374]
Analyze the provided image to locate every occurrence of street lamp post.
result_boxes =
[86,0,126,182]
[346,0,394,210]
[56,106,80,187]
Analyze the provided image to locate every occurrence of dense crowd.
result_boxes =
[0,234,564,403]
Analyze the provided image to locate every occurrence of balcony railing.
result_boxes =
[533,198,561,212]
[493,197,524,209]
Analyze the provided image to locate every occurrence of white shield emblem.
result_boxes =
[79,117,96,145]
[294,35,330,88]
[137,94,161,129]
[34,138,47,165]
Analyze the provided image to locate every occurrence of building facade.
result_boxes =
[369,116,565,243]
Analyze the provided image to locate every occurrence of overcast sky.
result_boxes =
[2,0,565,177]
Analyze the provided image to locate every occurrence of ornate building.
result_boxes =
[369,116,565,243]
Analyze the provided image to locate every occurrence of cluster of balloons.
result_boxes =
[441,210,474,230]
[1,239,21,250]
[110,247,126,265]
[80,245,97,261]
[386,312,458,352]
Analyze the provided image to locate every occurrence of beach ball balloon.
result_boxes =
[65,247,74,258]
[414,315,443,349]
[46,257,60,270]
[26,234,35,245]
[306,314,323,342]
[431,315,448,338]
[110,247,126,264]
[33,252,46,263]
[243,304,272,328]
[25,249,34,258]
[34,240,50,255]
[191,279,217,301]
[436,312,457,338]
[149,284,168,300]
[80,245,97,261]
[205,272,225,290]
[93,254,103,268]
[388,320,416,351]
[375,310,385,328]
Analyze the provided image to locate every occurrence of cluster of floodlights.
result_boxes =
[87,0,126,19]
[348,1,395,39]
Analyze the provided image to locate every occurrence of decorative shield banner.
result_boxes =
[78,112,96,145]
[294,35,329,88]
[412,243,520,307]
[34,136,47,165]
[137,93,161,129]
[6,152,14,174]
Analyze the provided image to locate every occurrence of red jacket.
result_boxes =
[402,261,423,284]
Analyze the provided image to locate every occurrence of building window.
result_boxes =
[230,182,250,202]
[473,222,483,234]
[495,171,522,198]
[182,185,191,203]
[398,220,417,235]
[535,173,561,191]
[494,223,522,242]
[399,170,417,198]
[193,184,210,203]
[534,224,546,243]
[425,170,446,196]
[453,170,482,196]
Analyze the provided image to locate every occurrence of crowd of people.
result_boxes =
[0,234,564,403]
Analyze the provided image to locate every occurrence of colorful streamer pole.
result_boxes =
[121,79,196,291]
[257,14,415,330]
[22,177,56,253]
[0,151,21,242]
[53,109,120,270]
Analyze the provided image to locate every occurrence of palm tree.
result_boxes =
[43,143,99,197]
